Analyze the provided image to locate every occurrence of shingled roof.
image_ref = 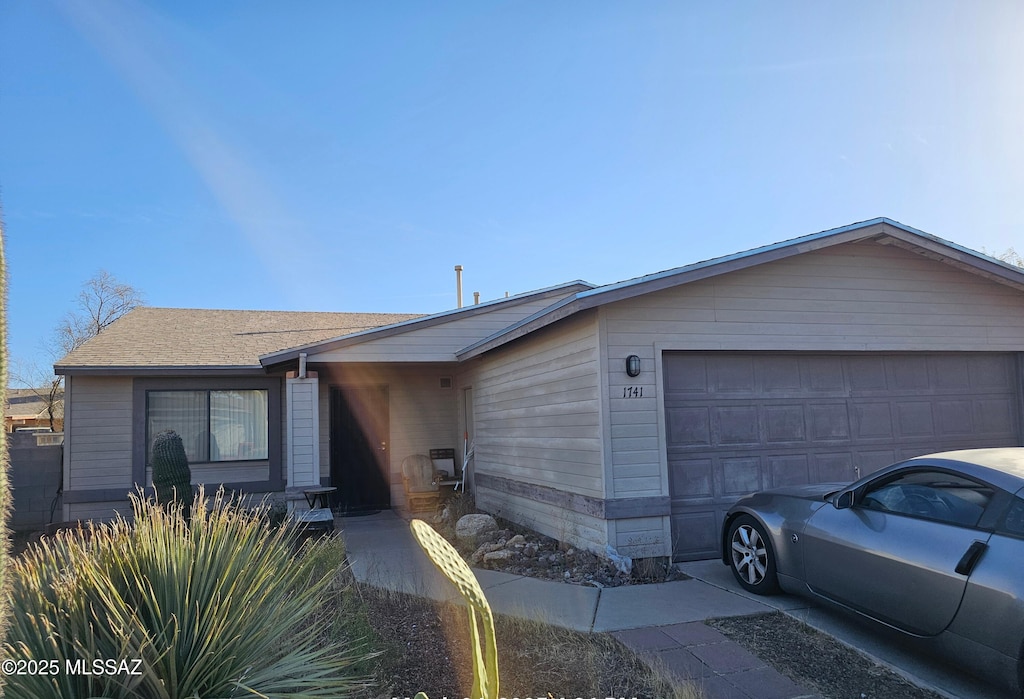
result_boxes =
[54,307,423,374]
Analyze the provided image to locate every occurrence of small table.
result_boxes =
[303,486,337,510]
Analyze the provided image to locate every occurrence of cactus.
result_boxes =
[410,519,499,699]
[151,430,193,518]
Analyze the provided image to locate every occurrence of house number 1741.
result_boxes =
[623,386,643,398]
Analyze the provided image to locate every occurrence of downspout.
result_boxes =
[298,352,307,379]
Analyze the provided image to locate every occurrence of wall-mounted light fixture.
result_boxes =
[625,354,641,377]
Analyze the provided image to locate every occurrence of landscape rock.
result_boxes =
[440,512,688,587]
[455,513,498,543]
[483,549,514,563]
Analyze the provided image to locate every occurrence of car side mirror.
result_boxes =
[833,490,855,510]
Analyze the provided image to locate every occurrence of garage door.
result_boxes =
[664,352,1021,560]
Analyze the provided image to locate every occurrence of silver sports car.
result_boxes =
[721,447,1024,696]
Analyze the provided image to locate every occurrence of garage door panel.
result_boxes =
[862,448,900,473]
[715,406,759,444]
[933,356,971,388]
[671,511,720,560]
[665,352,1021,561]
[669,457,713,498]
[970,355,1014,387]
[977,399,1015,433]
[765,404,805,442]
[666,407,710,445]
[665,356,709,393]
[852,402,893,438]
[769,454,810,487]
[714,356,755,392]
[936,400,974,433]
[894,401,935,437]
[719,457,762,495]
[808,403,851,440]
[890,356,931,389]
[848,356,888,391]
[761,356,802,392]
[804,356,845,391]
[814,452,854,481]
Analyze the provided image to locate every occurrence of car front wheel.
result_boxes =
[728,515,780,595]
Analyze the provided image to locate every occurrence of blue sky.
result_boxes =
[3,1,1023,375]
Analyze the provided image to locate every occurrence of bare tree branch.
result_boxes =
[55,271,144,357]
[996,248,1024,268]
[11,272,145,433]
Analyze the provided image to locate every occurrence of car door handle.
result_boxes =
[955,540,988,576]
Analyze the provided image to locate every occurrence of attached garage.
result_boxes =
[588,219,1024,560]
[664,352,1022,560]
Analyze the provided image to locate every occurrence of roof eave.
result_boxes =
[259,280,595,367]
[453,218,1024,358]
[873,224,1024,292]
[56,365,271,377]
[456,296,584,360]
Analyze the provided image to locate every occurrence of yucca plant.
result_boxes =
[4,488,370,698]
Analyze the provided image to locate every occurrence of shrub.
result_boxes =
[4,488,370,698]
[443,492,477,523]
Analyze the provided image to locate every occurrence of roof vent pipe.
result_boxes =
[454,265,464,308]
[473,291,480,305]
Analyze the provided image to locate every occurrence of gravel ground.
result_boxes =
[709,612,948,699]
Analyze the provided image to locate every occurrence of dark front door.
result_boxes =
[330,385,390,511]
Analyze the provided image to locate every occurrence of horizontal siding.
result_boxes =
[146,462,270,485]
[604,243,1024,352]
[287,379,318,488]
[311,295,574,362]
[610,516,671,559]
[603,241,1024,501]
[68,501,132,523]
[476,487,608,553]
[68,376,133,490]
[474,311,604,499]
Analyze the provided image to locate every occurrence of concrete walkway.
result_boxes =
[338,511,1008,699]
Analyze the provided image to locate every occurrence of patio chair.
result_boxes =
[401,454,440,513]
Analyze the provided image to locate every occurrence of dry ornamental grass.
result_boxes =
[350,583,700,699]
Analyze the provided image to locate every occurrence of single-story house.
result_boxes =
[55,218,1024,560]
